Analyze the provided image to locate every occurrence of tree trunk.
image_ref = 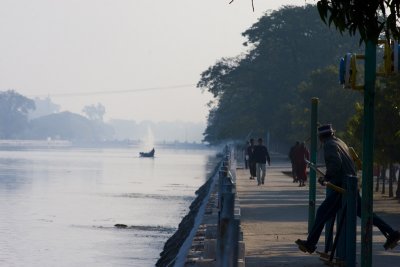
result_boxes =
[389,163,394,198]
[381,167,386,195]
[375,165,380,192]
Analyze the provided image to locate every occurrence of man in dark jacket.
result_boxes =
[253,138,271,185]
[296,124,400,253]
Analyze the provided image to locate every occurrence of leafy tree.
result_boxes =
[317,0,400,42]
[29,96,60,119]
[198,5,361,144]
[0,90,35,139]
[374,81,400,166]
[82,103,106,122]
[292,66,362,141]
[346,76,400,196]
[345,102,363,152]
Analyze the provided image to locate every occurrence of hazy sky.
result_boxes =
[0,0,308,122]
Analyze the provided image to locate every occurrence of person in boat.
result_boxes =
[140,148,155,157]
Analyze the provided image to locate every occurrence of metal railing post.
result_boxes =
[218,167,228,209]
[217,191,235,267]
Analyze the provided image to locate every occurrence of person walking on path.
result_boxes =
[295,142,309,187]
[247,139,256,180]
[289,141,299,183]
[253,137,271,185]
[296,124,400,254]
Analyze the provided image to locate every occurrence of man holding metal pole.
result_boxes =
[296,124,400,253]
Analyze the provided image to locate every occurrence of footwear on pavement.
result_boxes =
[295,239,316,254]
[384,231,400,250]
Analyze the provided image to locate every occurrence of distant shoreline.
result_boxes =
[0,139,212,149]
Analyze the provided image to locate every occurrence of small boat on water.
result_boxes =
[139,148,155,158]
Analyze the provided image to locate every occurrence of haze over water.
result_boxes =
[0,147,217,266]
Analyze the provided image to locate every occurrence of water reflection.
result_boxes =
[0,156,32,191]
[0,147,216,266]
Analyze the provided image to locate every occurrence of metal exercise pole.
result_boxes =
[308,97,319,233]
[346,176,358,267]
[336,186,347,262]
[361,40,376,267]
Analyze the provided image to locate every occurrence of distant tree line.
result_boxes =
[0,90,206,143]
[0,90,35,139]
[0,90,113,141]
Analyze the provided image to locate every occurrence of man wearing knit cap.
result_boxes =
[296,124,400,253]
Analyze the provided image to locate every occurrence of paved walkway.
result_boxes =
[236,155,400,267]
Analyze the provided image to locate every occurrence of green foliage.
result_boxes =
[374,77,400,164]
[317,0,400,43]
[346,76,400,164]
[82,103,106,122]
[345,102,363,152]
[198,5,361,145]
[292,66,363,141]
[0,90,35,139]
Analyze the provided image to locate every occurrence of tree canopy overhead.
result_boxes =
[317,0,400,42]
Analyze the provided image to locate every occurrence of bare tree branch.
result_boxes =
[228,0,255,12]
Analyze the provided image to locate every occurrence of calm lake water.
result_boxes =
[0,147,217,267]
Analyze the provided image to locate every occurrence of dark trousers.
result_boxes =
[307,189,394,246]
[249,161,256,177]
[291,162,297,180]
[295,164,307,182]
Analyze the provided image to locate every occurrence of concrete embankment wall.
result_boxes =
[157,147,245,267]
[156,162,221,267]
